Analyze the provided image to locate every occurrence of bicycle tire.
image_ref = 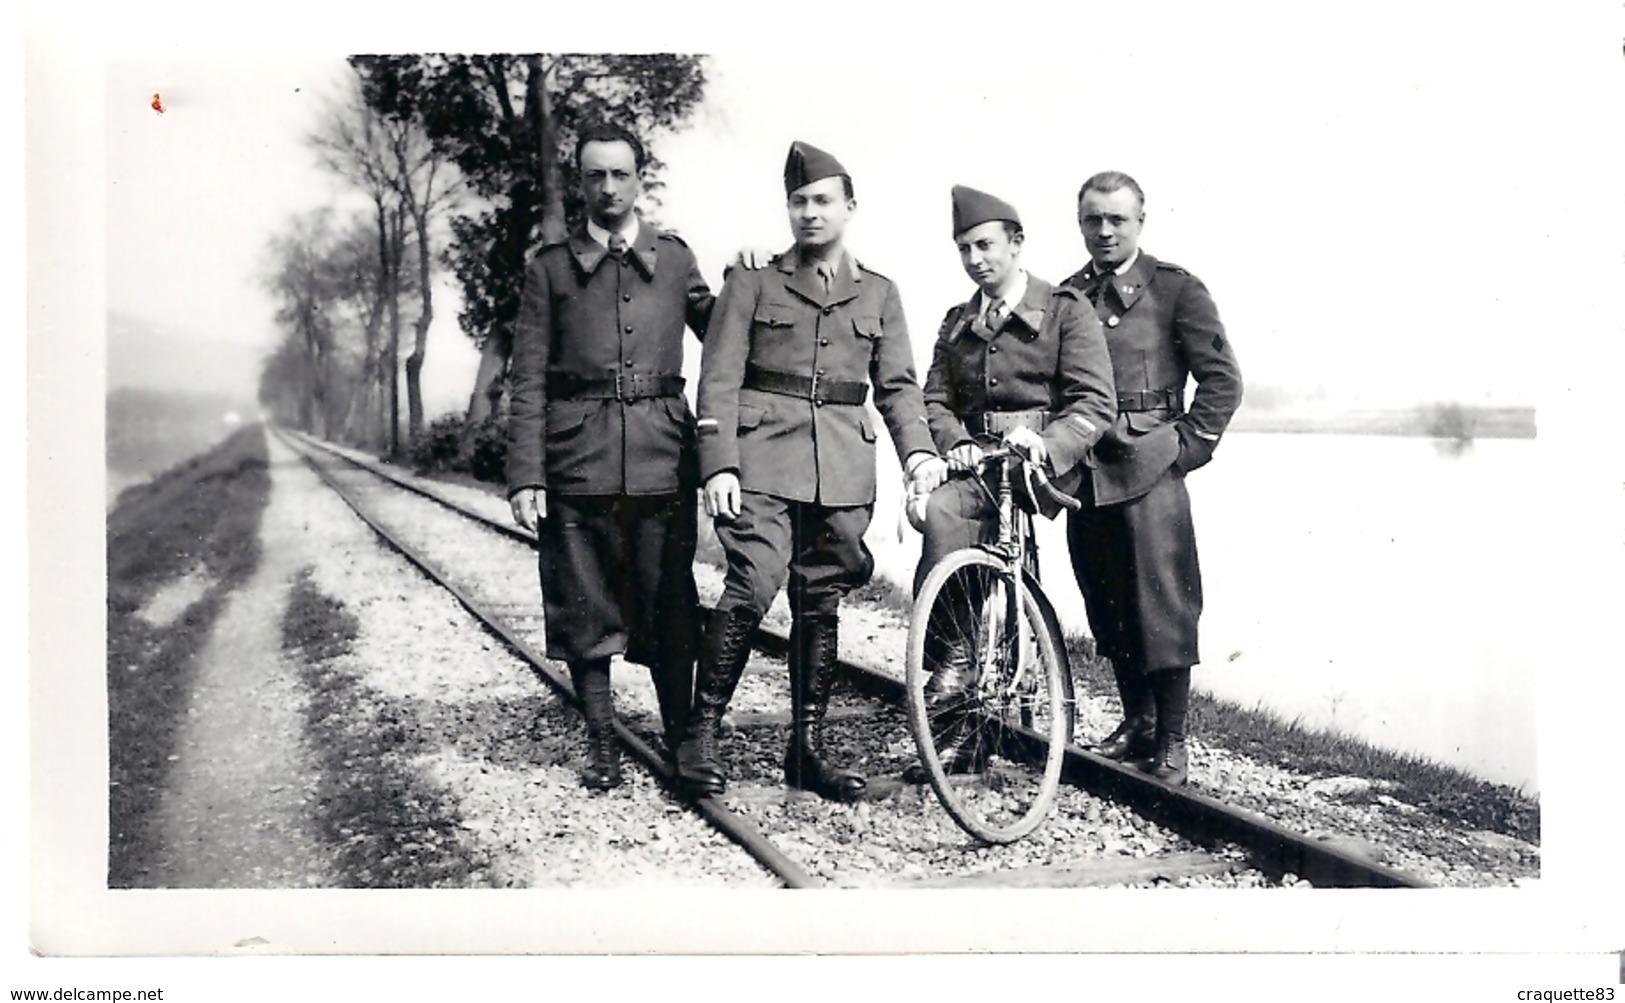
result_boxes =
[906,547,1072,843]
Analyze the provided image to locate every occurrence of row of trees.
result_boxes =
[257,54,708,463]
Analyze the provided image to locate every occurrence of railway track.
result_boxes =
[276,427,1429,889]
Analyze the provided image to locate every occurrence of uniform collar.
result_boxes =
[977,269,1029,321]
[570,217,658,276]
[586,215,639,250]
[777,245,861,307]
[960,272,1052,342]
[1090,249,1153,312]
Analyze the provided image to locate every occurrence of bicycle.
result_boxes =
[904,442,1079,844]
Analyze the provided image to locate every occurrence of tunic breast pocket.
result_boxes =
[752,306,798,338]
[852,315,882,342]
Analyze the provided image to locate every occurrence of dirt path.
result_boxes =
[140,439,336,888]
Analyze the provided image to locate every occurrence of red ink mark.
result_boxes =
[151,93,165,114]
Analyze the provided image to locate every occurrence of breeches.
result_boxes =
[1067,470,1203,673]
[913,475,999,596]
[538,491,700,667]
[714,491,875,620]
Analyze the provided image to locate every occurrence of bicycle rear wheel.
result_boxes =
[906,548,1072,843]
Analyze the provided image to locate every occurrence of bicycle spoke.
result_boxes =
[907,550,1073,844]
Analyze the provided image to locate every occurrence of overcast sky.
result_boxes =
[88,6,1615,418]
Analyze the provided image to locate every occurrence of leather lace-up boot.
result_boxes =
[1139,666,1192,786]
[675,607,758,798]
[783,613,866,802]
[651,655,694,763]
[569,658,622,791]
[1091,664,1156,762]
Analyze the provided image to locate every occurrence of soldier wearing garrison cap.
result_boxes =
[1061,171,1243,786]
[901,184,1117,783]
[506,123,716,791]
[677,140,948,803]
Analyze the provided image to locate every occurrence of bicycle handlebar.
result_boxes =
[950,444,1081,514]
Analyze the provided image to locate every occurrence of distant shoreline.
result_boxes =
[1229,405,1536,440]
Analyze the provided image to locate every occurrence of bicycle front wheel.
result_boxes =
[905,548,1072,844]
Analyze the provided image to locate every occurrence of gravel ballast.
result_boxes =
[296,435,1539,888]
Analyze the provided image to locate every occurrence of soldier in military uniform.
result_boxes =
[1061,171,1243,786]
[901,185,1116,782]
[506,124,715,790]
[677,141,948,803]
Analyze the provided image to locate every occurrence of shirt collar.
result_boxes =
[980,269,1029,318]
[586,215,640,250]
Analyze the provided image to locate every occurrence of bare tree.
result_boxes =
[382,110,460,445]
[262,209,342,436]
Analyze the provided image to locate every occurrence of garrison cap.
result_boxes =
[784,140,848,194]
[951,184,1021,236]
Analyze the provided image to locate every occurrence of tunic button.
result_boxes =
[623,293,632,302]
[989,345,999,354]
[989,378,999,386]
[625,360,635,367]
[822,306,834,316]
[819,338,829,346]
[624,324,634,333]
[1107,315,1120,327]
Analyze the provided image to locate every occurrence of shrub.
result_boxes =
[467,417,508,484]
[410,414,465,475]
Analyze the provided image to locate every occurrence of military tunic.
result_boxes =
[697,248,935,617]
[1060,251,1242,673]
[506,223,714,665]
[914,273,1116,591]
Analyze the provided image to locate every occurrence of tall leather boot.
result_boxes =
[1092,663,1156,762]
[1139,666,1191,785]
[674,607,758,797]
[650,655,694,760]
[783,612,866,802]
[568,658,621,791]
[921,596,978,710]
[902,630,983,784]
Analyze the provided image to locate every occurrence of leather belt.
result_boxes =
[973,409,1051,436]
[743,363,868,406]
[1117,388,1184,413]
[547,372,685,401]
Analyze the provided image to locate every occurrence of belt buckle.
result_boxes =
[809,370,822,405]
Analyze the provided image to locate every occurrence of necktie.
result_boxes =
[607,232,628,260]
[974,297,1007,339]
[816,262,835,294]
[1091,270,1113,308]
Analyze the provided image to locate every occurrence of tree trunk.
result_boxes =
[463,55,561,437]
[385,206,406,458]
[532,56,568,244]
[405,202,433,445]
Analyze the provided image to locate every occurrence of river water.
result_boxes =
[862,433,1538,794]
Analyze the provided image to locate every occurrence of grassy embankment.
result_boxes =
[106,426,271,886]
[281,571,492,887]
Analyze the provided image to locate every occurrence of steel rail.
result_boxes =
[277,429,819,890]
[284,429,1429,889]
